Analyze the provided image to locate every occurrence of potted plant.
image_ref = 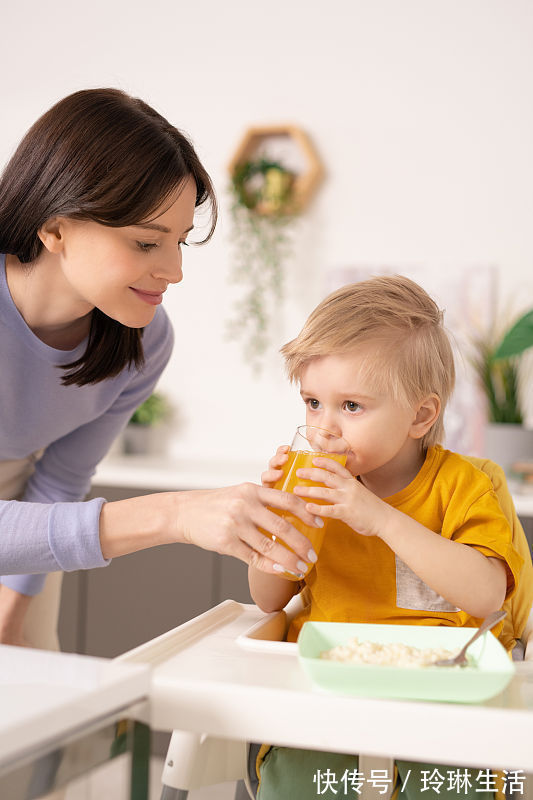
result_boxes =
[122,392,170,455]
[470,309,533,466]
[226,157,296,372]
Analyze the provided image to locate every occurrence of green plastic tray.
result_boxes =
[298,621,515,703]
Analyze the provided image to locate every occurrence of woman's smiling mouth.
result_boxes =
[130,287,164,305]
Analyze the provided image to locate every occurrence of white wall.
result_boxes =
[2,0,532,470]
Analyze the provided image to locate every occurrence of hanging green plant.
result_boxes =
[226,158,296,372]
[232,158,294,213]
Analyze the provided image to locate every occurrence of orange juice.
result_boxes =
[265,450,347,580]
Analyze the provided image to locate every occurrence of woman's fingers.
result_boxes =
[227,537,305,578]
[223,494,315,575]
[239,518,312,576]
[177,483,320,576]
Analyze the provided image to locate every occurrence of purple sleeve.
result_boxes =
[0,497,109,575]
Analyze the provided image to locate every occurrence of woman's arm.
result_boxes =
[0,483,320,580]
[99,483,319,576]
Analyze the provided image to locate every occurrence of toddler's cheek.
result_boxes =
[345,454,359,476]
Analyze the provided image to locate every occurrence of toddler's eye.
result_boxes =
[306,398,320,410]
[136,241,158,251]
[344,401,362,413]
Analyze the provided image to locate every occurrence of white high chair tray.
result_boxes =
[118,600,533,771]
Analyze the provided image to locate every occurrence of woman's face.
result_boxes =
[54,177,197,328]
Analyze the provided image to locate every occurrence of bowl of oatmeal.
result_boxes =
[297,621,514,703]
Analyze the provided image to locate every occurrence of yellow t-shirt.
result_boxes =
[287,445,523,642]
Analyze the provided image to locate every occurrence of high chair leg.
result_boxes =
[160,788,189,800]
[359,755,395,800]
[160,730,248,797]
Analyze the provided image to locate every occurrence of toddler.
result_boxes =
[249,275,523,800]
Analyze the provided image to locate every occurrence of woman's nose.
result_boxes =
[154,251,183,284]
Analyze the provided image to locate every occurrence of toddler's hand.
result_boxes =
[261,444,290,488]
[293,457,390,537]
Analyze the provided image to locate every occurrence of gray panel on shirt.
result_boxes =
[395,555,460,612]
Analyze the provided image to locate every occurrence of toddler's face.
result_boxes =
[298,349,421,480]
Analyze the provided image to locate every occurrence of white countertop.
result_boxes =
[93,453,265,492]
[0,645,150,769]
[93,454,533,517]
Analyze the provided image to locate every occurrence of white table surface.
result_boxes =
[0,645,150,769]
[119,600,533,772]
[93,454,533,518]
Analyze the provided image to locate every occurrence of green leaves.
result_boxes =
[494,311,533,360]
[232,158,294,213]
[469,334,523,424]
[470,310,533,424]
[470,307,533,423]
[129,392,168,426]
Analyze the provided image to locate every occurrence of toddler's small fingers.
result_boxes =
[306,502,335,517]
[270,454,289,472]
[261,468,283,486]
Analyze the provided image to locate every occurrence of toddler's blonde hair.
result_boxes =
[281,275,455,448]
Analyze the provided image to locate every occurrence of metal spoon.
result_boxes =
[431,609,507,667]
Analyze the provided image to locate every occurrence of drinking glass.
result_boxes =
[267,425,350,580]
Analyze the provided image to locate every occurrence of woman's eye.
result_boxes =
[136,241,158,252]
[344,401,362,413]
[179,241,190,248]
[306,399,320,410]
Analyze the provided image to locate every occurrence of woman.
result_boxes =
[0,88,319,648]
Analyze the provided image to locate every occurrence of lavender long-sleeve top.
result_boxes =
[0,254,174,594]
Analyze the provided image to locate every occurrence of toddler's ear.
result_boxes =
[410,395,441,439]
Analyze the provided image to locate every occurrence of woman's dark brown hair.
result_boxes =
[0,88,217,385]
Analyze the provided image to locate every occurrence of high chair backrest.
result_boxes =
[464,456,533,654]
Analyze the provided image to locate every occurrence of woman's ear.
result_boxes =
[37,218,65,253]
[410,394,441,440]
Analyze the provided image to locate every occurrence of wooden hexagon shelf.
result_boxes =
[228,124,324,215]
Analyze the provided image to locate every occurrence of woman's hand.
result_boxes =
[261,444,290,488]
[175,482,321,576]
[292,457,389,537]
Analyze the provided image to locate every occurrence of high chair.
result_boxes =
[158,457,533,800]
